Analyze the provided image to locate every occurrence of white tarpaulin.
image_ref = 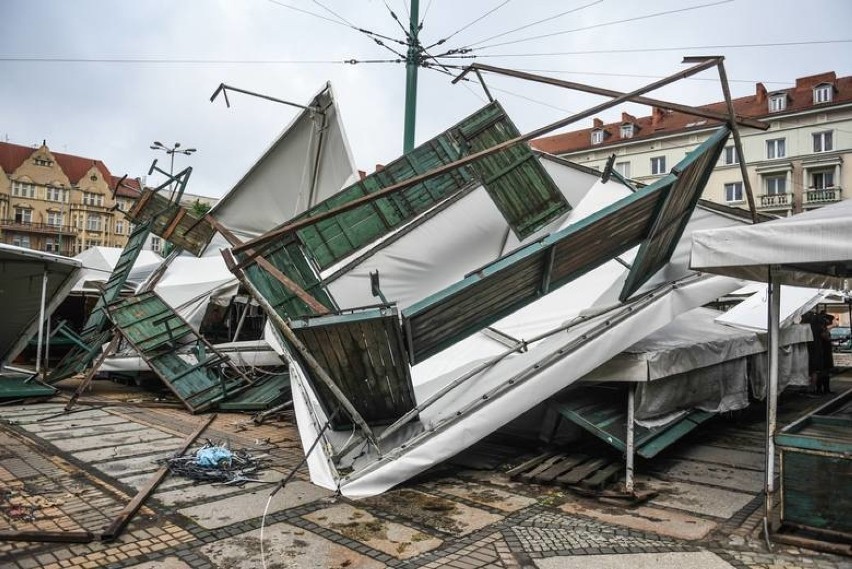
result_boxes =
[72,246,163,294]
[715,285,830,332]
[691,199,852,289]
[209,82,358,241]
[0,245,81,365]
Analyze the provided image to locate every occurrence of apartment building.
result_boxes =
[0,141,141,256]
[533,72,851,216]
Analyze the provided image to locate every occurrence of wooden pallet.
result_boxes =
[507,451,624,491]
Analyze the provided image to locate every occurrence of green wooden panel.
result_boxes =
[290,306,416,430]
[402,127,730,364]
[782,451,852,533]
[126,189,216,257]
[47,221,153,383]
[107,292,251,412]
[218,371,290,411]
[549,387,715,459]
[453,101,570,239]
[620,127,730,301]
[238,238,337,320]
[0,373,57,399]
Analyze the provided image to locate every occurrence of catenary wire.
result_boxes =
[424,0,513,50]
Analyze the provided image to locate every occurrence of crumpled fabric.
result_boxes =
[195,446,232,468]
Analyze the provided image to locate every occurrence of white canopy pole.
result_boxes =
[764,266,781,534]
[35,267,49,374]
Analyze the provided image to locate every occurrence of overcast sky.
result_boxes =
[2,0,850,197]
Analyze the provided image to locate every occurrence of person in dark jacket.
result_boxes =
[801,311,825,395]
[817,311,835,394]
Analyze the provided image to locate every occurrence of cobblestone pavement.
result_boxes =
[1,376,849,569]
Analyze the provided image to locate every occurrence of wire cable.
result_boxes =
[471,0,735,51]
[381,0,411,39]
[0,56,402,65]
[424,0,513,50]
[445,0,603,55]
[419,0,435,28]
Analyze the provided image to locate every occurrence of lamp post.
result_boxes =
[149,141,196,199]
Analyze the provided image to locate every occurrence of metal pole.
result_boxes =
[403,0,420,153]
[764,267,781,534]
[35,268,48,374]
[626,383,636,494]
[44,317,51,372]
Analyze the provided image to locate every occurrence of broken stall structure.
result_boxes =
[691,197,852,551]
[219,59,816,497]
[0,245,81,400]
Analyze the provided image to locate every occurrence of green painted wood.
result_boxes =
[619,127,730,301]
[452,101,570,239]
[47,222,153,383]
[401,127,729,364]
[217,371,290,411]
[126,189,216,257]
[107,292,251,412]
[781,451,852,533]
[549,388,716,459]
[238,238,337,320]
[0,373,56,399]
[289,306,416,430]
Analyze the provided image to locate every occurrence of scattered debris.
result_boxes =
[161,440,269,485]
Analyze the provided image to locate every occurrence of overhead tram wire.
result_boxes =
[436,0,603,57]
[0,56,403,65]
[502,67,794,85]
[443,39,852,59]
[419,0,435,28]
[381,0,412,39]
[419,50,488,103]
[453,0,735,53]
[424,0,513,50]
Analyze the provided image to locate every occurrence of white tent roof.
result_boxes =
[691,199,852,288]
[0,245,81,365]
[72,246,163,293]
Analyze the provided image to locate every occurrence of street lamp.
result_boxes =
[149,141,196,198]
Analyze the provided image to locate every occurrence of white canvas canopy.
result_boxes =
[0,245,81,368]
[72,246,162,294]
[690,198,852,537]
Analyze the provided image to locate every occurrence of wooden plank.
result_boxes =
[556,457,609,485]
[101,414,215,541]
[534,454,590,483]
[506,452,557,478]
[520,453,567,482]
[581,462,623,490]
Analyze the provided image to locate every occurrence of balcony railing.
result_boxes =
[758,193,791,209]
[0,219,79,235]
[804,186,842,205]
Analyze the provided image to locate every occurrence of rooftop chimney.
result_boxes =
[651,107,666,129]
[593,118,604,129]
[755,82,767,104]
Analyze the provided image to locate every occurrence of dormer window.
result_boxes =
[768,93,787,113]
[813,83,833,104]
[591,129,604,145]
[34,157,52,167]
[620,123,634,139]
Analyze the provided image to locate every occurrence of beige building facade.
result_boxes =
[0,141,140,256]
[533,72,851,217]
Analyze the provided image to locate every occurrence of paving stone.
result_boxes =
[434,480,538,512]
[47,427,176,452]
[671,445,765,470]
[559,502,716,541]
[177,480,330,528]
[305,503,442,559]
[198,521,384,569]
[73,437,185,463]
[534,551,735,568]
[640,476,755,519]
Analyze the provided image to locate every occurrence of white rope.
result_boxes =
[259,492,275,569]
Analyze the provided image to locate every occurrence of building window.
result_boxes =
[12,235,31,248]
[620,124,634,139]
[615,161,631,178]
[768,94,787,113]
[813,84,833,104]
[11,181,36,198]
[811,170,835,189]
[650,156,666,175]
[151,236,162,254]
[115,220,124,235]
[44,237,58,253]
[723,146,738,165]
[14,208,33,224]
[34,158,52,167]
[83,192,104,206]
[46,186,67,202]
[591,129,604,145]
[87,214,102,231]
[725,182,744,203]
[766,138,786,159]
[47,211,64,226]
[813,131,833,153]
[85,239,102,248]
[765,175,786,196]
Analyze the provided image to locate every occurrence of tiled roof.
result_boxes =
[112,175,142,198]
[0,141,113,185]
[532,72,852,155]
